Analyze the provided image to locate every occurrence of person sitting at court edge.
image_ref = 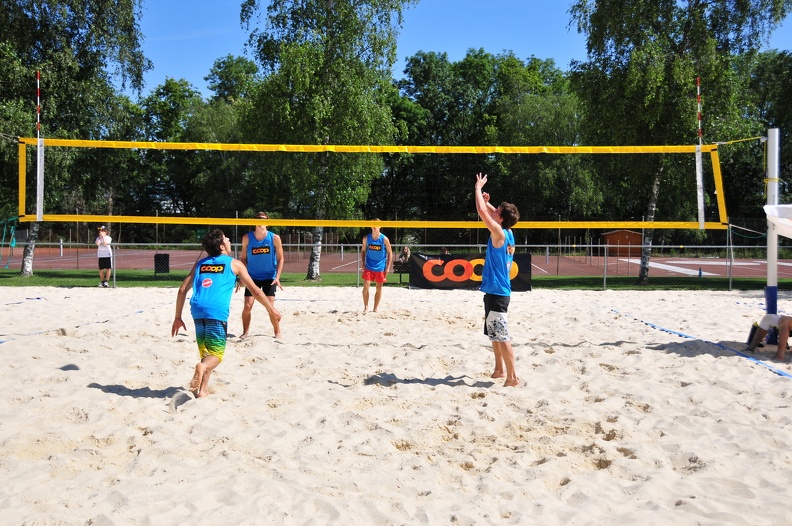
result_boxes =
[745,313,790,362]
[398,245,410,264]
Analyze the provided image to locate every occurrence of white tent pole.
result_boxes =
[766,128,780,315]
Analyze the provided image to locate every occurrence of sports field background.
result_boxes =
[2,242,787,284]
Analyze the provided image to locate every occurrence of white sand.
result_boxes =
[1,286,791,525]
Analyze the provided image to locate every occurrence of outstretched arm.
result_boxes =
[475,173,505,247]
[384,237,393,273]
[235,234,249,293]
[233,259,281,320]
[172,267,195,336]
[273,234,285,290]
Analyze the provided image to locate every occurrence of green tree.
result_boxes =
[492,56,600,245]
[140,78,203,219]
[394,50,593,245]
[241,0,416,279]
[205,54,260,103]
[0,0,150,274]
[569,0,791,284]
[750,50,792,201]
[182,97,257,221]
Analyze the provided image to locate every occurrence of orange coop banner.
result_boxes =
[408,253,531,291]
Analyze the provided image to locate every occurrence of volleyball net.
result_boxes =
[15,138,729,231]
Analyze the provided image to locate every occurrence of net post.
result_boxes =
[766,128,780,316]
[18,141,26,217]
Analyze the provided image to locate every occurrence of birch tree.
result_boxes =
[241,0,415,279]
[1,0,149,275]
[569,0,791,284]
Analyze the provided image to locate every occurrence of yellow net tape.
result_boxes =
[16,138,729,229]
[22,214,728,230]
[18,138,718,155]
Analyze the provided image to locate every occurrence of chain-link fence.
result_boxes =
[0,241,789,290]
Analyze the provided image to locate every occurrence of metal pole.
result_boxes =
[728,222,733,291]
[36,71,44,222]
[766,128,780,316]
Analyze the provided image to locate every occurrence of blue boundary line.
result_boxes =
[0,297,152,345]
[610,308,792,379]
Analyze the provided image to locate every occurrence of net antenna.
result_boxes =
[36,71,44,222]
[695,76,705,229]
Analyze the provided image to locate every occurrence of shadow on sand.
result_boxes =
[362,372,494,388]
[87,382,185,399]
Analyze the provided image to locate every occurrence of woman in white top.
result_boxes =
[95,226,113,287]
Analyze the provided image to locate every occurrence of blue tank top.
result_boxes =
[365,233,388,272]
[481,235,511,296]
[506,229,515,268]
[246,231,277,280]
[190,254,236,321]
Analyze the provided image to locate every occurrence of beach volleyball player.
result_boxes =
[172,229,281,398]
[361,219,393,313]
[474,173,521,387]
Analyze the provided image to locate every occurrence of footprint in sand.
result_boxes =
[168,390,194,413]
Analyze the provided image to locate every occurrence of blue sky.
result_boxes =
[133,0,792,99]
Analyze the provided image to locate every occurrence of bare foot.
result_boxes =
[189,363,205,395]
[491,370,505,379]
[274,332,282,339]
[771,353,786,362]
[503,378,519,387]
[238,333,249,341]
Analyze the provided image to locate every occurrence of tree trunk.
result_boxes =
[305,226,323,280]
[637,166,664,285]
[20,221,39,277]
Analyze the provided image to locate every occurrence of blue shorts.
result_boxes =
[195,319,228,362]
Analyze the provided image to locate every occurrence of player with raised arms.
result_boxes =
[474,173,521,387]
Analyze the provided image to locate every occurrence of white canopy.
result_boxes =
[764,205,792,240]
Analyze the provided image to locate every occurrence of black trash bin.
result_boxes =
[154,253,170,275]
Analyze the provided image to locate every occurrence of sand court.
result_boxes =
[1,286,791,524]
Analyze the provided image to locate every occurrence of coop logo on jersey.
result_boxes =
[200,264,226,273]
[368,244,383,252]
[252,247,271,255]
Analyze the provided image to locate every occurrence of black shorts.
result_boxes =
[244,278,277,297]
[98,257,112,270]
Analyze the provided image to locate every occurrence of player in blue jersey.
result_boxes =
[172,229,281,398]
[239,212,284,340]
[361,219,393,313]
[475,173,521,387]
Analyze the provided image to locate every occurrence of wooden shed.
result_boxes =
[601,230,643,257]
